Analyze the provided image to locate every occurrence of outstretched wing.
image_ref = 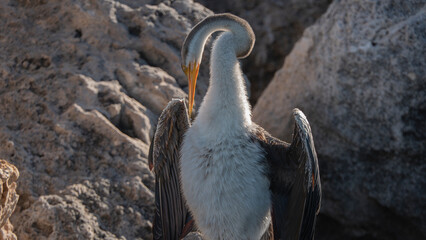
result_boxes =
[148,99,195,240]
[284,109,321,240]
[254,108,321,240]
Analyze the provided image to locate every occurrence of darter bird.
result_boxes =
[149,13,321,240]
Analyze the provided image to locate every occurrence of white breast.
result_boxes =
[181,124,271,240]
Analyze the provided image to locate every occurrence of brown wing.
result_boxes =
[254,108,321,240]
[148,99,195,240]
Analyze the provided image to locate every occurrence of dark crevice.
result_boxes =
[1,183,8,208]
[74,29,82,38]
[316,214,376,240]
[155,10,164,17]
[115,109,136,138]
[128,26,141,37]
[137,51,155,67]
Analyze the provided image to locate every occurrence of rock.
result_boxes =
[0,0,212,239]
[0,160,19,240]
[116,65,187,116]
[114,0,213,106]
[0,222,16,240]
[253,1,426,239]
[196,0,332,103]
[16,182,153,240]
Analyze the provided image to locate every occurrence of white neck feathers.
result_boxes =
[195,32,252,135]
[182,14,255,136]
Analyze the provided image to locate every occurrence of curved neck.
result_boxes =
[182,14,255,65]
[195,32,252,134]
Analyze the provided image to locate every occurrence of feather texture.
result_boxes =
[251,109,321,240]
[150,13,321,240]
[149,99,195,240]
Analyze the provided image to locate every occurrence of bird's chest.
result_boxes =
[181,134,271,239]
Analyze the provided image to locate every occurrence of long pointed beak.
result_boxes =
[182,62,200,118]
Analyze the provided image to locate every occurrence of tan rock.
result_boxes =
[0,0,212,239]
[0,160,19,240]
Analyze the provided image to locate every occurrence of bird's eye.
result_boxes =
[182,64,189,76]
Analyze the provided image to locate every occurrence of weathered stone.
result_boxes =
[0,160,19,240]
[196,0,332,103]
[15,182,153,240]
[0,221,16,240]
[0,0,212,239]
[254,1,426,239]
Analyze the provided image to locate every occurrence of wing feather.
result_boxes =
[292,109,321,240]
[254,108,321,240]
[148,99,194,240]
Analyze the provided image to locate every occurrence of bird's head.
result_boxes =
[181,13,255,118]
[181,25,205,118]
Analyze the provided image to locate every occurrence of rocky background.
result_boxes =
[0,0,424,240]
[196,0,332,104]
[0,0,212,239]
[253,0,426,240]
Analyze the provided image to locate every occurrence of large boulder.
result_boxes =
[0,0,212,239]
[254,0,426,239]
[196,0,332,103]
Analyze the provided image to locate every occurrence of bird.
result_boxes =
[148,13,321,240]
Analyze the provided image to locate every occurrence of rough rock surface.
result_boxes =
[196,0,332,103]
[254,0,426,239]
[0,0,212,239]
[0,160,19,240]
